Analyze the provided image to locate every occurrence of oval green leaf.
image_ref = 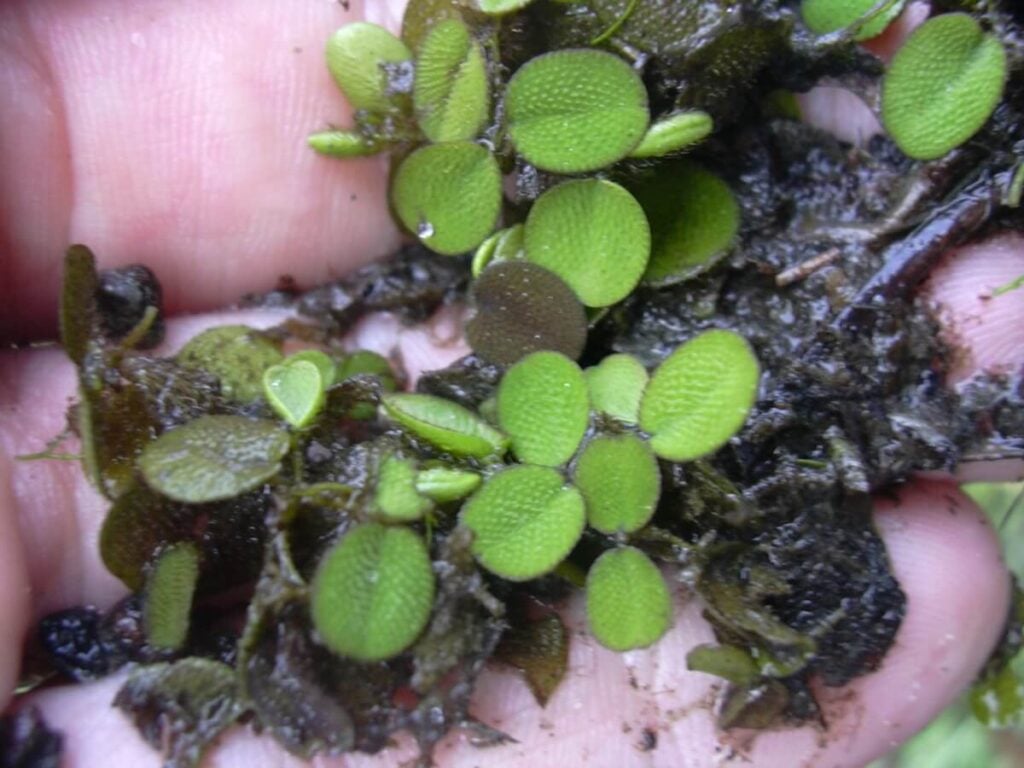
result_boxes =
[497,351,589,466]
[633,161,740,286]
[460,465,585,581]
[584,353,648,424]
[326,22,412,111]
[629,110,713,159]
[374,454,433,522]
[312,523,435,661]
[881,13,1007,161]
[414,19,489,142]
[144,542,200,651]
[573,434,660,535]
[639,330,759,462]
[586,547,672,651]
[138,415,291,503]
[308,130,380,158]
[505,49,649,173]
[382,392,508,458]
[802,0,904,41]
[524,179,650,307]
[467,260,587,365]
[176,325,283,403]
[392,141,502,255]
[415,466,482,502]
[263,359,327,429]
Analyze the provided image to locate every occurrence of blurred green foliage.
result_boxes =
[871,482,1024,768]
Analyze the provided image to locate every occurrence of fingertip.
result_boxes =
[922,232,1024,384]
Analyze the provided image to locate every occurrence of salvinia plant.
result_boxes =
[37,0,1023,765]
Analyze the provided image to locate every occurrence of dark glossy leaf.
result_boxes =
[466,261,587,365]
[494,613,568,707]
[176,325,283,403]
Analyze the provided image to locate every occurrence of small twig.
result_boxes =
[775,247,841,287]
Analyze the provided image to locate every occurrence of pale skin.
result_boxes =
[1,1,1023,766]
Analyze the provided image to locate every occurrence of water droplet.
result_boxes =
[417,220,435,239]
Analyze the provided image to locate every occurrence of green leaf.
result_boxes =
[460,465,585,581]
[497,351,589,466]
[632,161,739,286]
[505,49,649,173]
[586,547,672,651]
[286,349,338,386]
[374,454,433,522]
[524,179,650,307]
[471,224,524,277]
[382,392,508,458]
[466,260,587,365]
[311,523,435,661]
[308,130,380,158]
[686,643,760,685]
[60,245,99,366]
[628,110,713,158]
[144,542,200,651]
[573,434,660,534]
[802,0,904,41]
[326,22,412,112]
[334,349,396,389]
[881,13,1007,160]
[476,0,535,15]
[971,664,1024,726]
[391,141,502,255]
[585,353,648,424]
[414,466,482,502]
[640,330,759,461]
[414,19,489,142]
[263,359,327,429]
[718,680,789,730]
[138,415,291,503]
[176,325,283,403]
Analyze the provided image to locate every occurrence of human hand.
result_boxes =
[1,1,1023,766]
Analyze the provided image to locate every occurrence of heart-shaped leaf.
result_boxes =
[460,465,585,581]
[573,434,660,535]
[586,547,672,651]
[326,22,412,111]
[584,353,648,424]
[467,260,587,365]
[629,110,713,159]
[505,49,649,173]
[881,13,1006,160]
[311,523,435,661]
[497,351,589,466]
[392,141,502,255]
[144,542,200,651]
[139,415,291,503]
[382,392,508,458]
[633,161,740,287]
[524,179,650,307]
[639,330,759,461]
[263,359,327,429]
[414,18,489,142]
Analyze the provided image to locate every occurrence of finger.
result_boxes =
[0,0,409,344]
[13,478,1009,768]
